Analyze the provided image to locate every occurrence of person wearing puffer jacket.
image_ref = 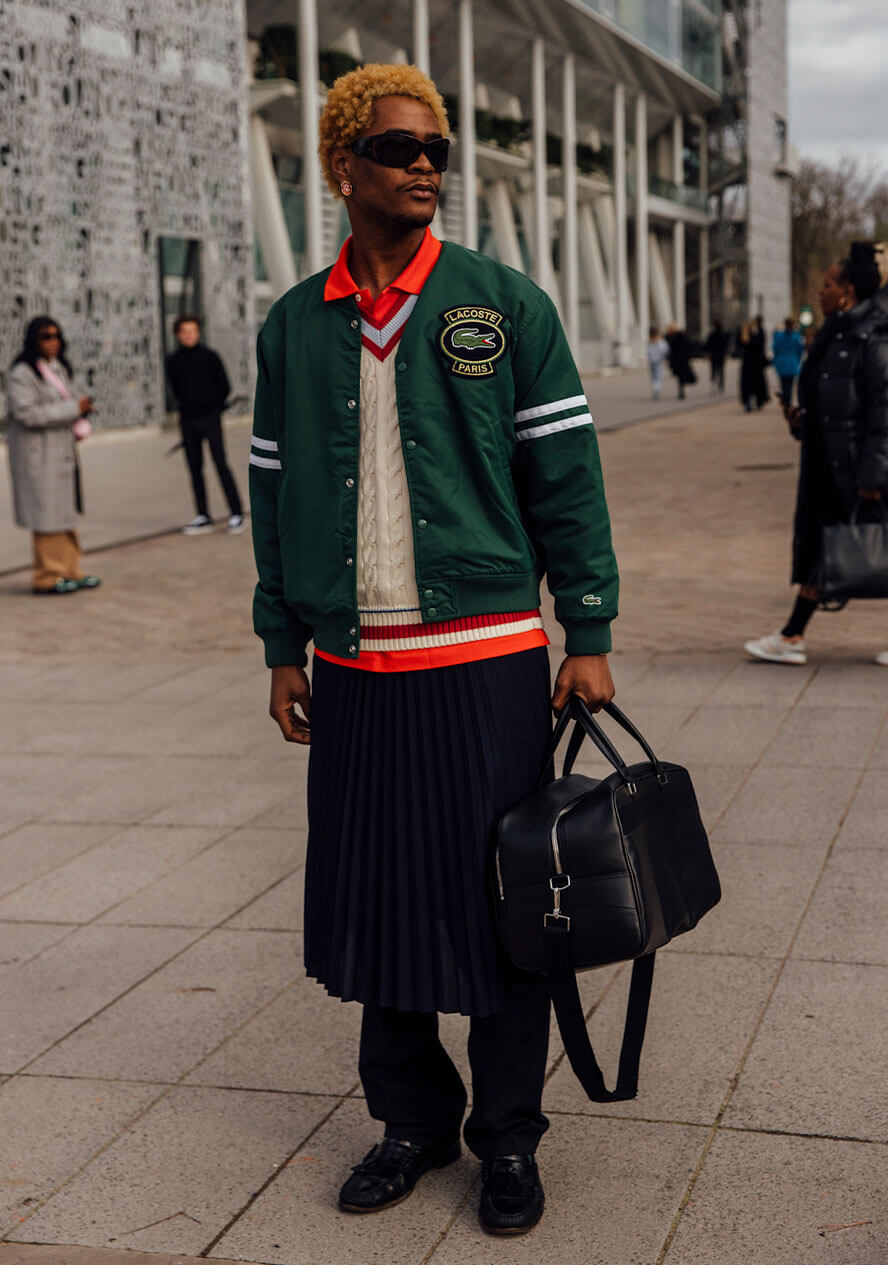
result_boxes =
[744,245,888,667]
[771,317,805,406]
[862,239,888,663]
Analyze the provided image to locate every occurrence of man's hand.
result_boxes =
[269,664,311,744]
[551,654,615,714]
[858,487,883,501]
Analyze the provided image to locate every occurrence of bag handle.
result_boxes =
[550,696,667,783]
[545,916,655,1102]
[562,711,625,779]
[602,700,665,771]
[546,697,629,783]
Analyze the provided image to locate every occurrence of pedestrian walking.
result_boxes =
[703,318,730,393]
[250,63,618,1235]
[744,249,888,667]
[853,240,888,666]
[165,315,245,535]
[738,315,769,410]
[5,316,101,594]
[646,326,669,399]
[665,323,696,399]
[771,317,805,406]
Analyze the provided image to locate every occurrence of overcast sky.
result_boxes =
[789,0,888,170]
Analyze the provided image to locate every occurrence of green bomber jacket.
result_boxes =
[250,241,618,668]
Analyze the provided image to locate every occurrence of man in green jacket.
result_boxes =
[251,63,618,1235]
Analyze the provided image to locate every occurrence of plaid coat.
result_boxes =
[5,362,82,531]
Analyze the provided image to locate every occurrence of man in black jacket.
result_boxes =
[703,319,731,393]
[166,315,244,534]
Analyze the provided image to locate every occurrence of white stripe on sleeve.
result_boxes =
[514,413,594,442]
[514,394,587,423]
[249,453,282,469]
[251,435,279,451]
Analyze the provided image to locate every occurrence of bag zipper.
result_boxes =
[549,802,573,875]
[495,792,583,902]
[495,847,505,900]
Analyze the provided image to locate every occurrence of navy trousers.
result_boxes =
[359,975,551,1159]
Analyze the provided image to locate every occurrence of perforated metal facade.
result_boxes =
[0,0,254,425]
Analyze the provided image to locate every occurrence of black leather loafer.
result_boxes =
[338,1137,461,1213]
[479,1153,544,1235]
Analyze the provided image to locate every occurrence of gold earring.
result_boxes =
[340,180,352,197]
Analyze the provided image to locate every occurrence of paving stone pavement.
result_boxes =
[0,376,885,1265]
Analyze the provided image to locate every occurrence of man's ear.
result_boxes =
[329,148,353,188]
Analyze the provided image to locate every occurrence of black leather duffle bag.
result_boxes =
[493,697,721,1103]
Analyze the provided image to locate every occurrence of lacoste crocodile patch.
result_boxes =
[438,306,507,376]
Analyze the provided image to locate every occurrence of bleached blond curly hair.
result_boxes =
[318,63,450,198]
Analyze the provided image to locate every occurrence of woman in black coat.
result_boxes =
[665,323,696,399]
[738,315,769,411]
[744,247,888,665]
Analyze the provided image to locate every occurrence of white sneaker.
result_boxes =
[875,651,888,666]
[226,513,246,535]
[743,631,807,665]
[183,515,214,535]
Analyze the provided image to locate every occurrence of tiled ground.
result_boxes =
[1,393,885,1264]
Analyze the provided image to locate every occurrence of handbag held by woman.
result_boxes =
[818,500,888,602]
[494,697,721,1103]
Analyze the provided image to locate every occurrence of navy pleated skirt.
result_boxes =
[304,647,552,1017]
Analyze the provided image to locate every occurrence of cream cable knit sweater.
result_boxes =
[356,347,421,614]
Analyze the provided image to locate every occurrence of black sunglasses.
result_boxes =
[350,131,450,172]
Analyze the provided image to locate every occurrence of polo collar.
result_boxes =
[323,227,441,302]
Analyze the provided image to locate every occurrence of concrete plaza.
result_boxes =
[0,369,885,1265]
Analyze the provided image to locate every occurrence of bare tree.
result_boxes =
[792,156,888,311]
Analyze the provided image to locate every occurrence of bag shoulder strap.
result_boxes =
[544,916,655,1102]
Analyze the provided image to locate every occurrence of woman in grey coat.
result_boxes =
[5,316,100,594]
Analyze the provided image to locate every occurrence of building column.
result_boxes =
[671,113,686,328]
[562,52,579,355]
[299,0,324,276]
[249,113,299,297]
[579,202,614,338]
[458,0,477,251]
[634,91,649,354]
[413,0,430,74]
[698,124,710,334]
[612,80,628,361]
[649,230,674,330]
[531,37,550,291]
[487,180,523,272]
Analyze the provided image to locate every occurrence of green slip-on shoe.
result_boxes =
[32,579,79,595]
